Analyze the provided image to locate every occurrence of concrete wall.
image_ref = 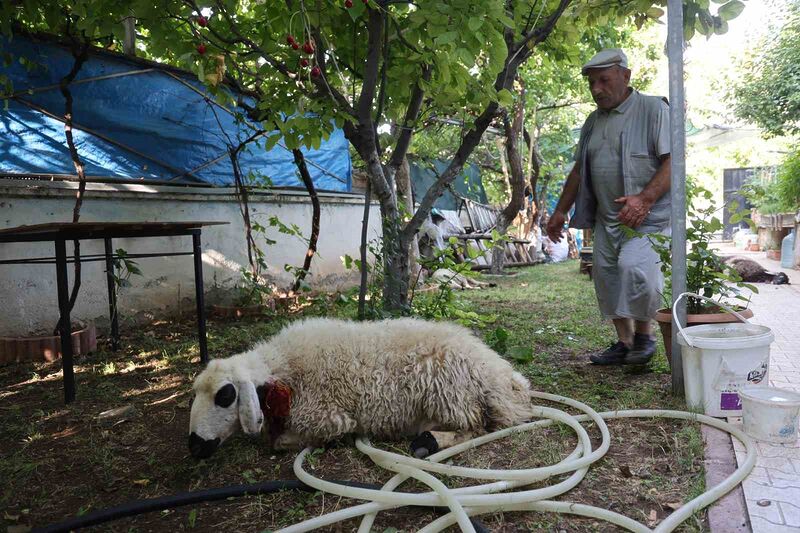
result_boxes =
[0,179,380,336]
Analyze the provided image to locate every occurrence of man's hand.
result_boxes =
[614,194,653,228]
[545,211,567,242]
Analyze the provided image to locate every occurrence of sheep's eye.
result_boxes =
[214,383,236,408]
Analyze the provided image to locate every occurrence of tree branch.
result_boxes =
[386,65,431,179]
[516,0,572,52]
[357,7,384,126]
[291,149,321,293]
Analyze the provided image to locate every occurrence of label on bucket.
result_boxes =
[747,362,768,385]
[720,392,742,411]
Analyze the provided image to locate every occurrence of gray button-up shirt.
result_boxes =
[570,90,671,230]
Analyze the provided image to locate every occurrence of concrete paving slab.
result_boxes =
[705,247,800,533]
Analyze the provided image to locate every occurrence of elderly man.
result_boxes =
[546,49,671,366]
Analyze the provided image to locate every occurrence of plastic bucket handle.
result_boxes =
[672,292,751,348]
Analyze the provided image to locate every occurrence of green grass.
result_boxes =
[0,260,708,532]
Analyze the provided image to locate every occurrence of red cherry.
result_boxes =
[310,66,321,78]
[300,58,309,68]
[362,0,368,4]
[302,41,314,54]
[291,42,300,50]
[345,0,353,7]
[286,34,296,45]
[196,43,206,55]
[197,16,207,27]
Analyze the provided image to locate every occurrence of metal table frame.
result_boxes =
[0,222,225,404]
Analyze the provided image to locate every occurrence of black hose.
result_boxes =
[36,479,491,532]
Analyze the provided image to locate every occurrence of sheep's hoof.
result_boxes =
[410,431,439,459]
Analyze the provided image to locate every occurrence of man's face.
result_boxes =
[587,66,631,110]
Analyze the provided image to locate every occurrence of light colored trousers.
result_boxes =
[592,223,666,322]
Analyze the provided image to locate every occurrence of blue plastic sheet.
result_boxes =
[409,159,487,211]
[0,35,351,191]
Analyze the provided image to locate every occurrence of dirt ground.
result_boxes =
[0,264,708,532]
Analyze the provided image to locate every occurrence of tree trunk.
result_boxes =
[343,122,408,314]
[346,0,569,312]
[291,149,321,293]
[524,126,543,227]
[358,179,371,320]
[490,80,527,275]
[496,137,511,198]
[395,157,420,279]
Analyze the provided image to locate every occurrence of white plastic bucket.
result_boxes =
[739,386,800,443]
[674,293,774,417]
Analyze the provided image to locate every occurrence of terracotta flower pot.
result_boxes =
[273,294,299,310]
[211,303,272,319]
[654,307,754,369]
[766,249,781,261]
[0,323,97,365]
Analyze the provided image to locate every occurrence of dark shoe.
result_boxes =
[589,341,629,365]
[625,333,657,365]
[410,431,439,459]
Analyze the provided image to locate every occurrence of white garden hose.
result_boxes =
[276,391,756,533]
[673,291,752,348]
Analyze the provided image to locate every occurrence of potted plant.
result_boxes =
[646,185,758,367]
[211,268,276,318]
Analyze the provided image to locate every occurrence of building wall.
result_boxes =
[0,179,380,336]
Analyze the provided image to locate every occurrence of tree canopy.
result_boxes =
[2,0,750,310]
[730,0,800,137]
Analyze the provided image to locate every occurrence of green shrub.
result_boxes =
[775,149,800,212]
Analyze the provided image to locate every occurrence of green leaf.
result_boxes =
[712,16,729,35]
[646,7,665,19]
[188,509,197,528]
[435,31,459,46]
[684,21,696,41]
[507,346,534,363]
[718,0,745,21]
[496,88,514,108]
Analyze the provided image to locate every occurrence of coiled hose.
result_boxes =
[281,392,756,533]
[37,391,754,533]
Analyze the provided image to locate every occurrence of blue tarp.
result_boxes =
[0,35,352,191]
[409,159,487,211]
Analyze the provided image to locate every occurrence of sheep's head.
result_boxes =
[188,358,265,459]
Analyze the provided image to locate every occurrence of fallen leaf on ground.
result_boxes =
[619,465,633,478]
[133,479,151,486]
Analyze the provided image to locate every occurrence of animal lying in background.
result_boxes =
[722,256,790,285]
[428,268,495,290]
[188,318,534,459]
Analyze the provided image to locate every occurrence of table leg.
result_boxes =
[192,232,208,364]
[104,238,120,351]
[55,239,75,404]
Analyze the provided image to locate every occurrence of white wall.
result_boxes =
[0,179,381,336]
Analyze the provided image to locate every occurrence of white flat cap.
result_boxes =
[581,48,629,75]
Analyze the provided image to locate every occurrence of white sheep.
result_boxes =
[188,317,534,459]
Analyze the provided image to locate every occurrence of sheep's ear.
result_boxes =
[237,380,263,436]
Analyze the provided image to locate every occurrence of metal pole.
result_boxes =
[192,231,209,364]
[667,0,687,395]
[55,239,76,404]
[104,238,120,351]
